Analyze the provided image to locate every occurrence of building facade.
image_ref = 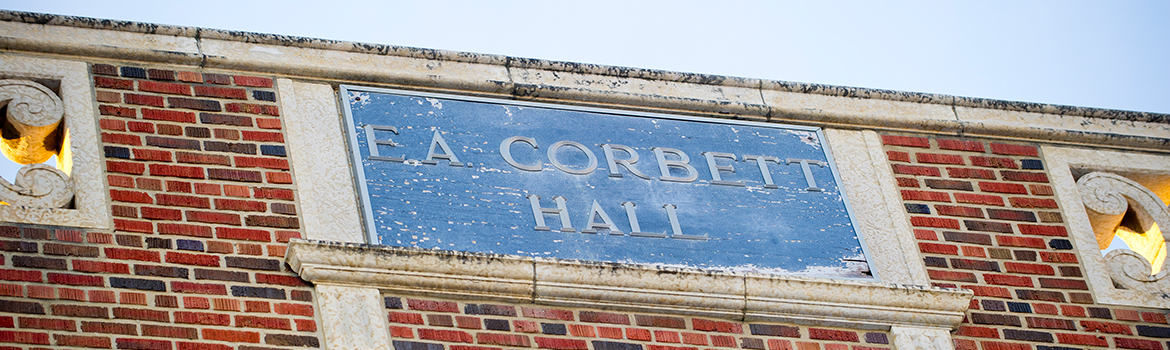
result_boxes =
[0,10,1168,350]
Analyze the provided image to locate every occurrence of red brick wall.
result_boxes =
[381,295,892,350]
[3,57,1168,350]
[0,63,320,349]
[883,134,1170,350]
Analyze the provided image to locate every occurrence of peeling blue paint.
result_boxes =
[342,87,871,278]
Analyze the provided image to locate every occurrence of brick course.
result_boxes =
[0,63,317,349]
[882,134,1170,350]
[383,296,892,350]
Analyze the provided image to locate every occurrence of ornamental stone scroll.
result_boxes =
[1077,171,1170,293]
[0,79,73,208]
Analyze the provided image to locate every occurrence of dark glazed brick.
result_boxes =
[385,297,402,309]
[145,237,171,249]
[135,265,189,278]
[1014,250,1038,261]
[43,243,99,257]
[232,286,286,300]
[245,215,300,228]
[147,69,175,80]
[110,277,167,291]
[205,141,257,154]
[1007,302,1033,313]
[116,234,142,247]
[542,323,567,335]
[987,209,1037,222]
[1059,266,1082,277]
[0,300,45,314]
[266,334,320,347]
[923,257,947,268]
[426,314,452,326]
[925,179,974,191]
[208,168,263,183]
[200,113,253,126]
[203,73,231,85]
[485,319,510,331]
[464,304,516,316]
[271,203,297,215]
[169,97,221,111]
[964,220,1014,233]
[120,66,147,78]
[52,304,108,318]
[0,241,38,252]
[970,313,1021,326]
[291,290,313,302]
[749,324,799,337]
[23,227,52,240]
[635,315,686,329]
[981,300,1006,311]
[950,258,1000,271]
[92,64,117,76]
[392,340,444,350]
[185,127,211,138]
[1049,239,1073,250]
[1003,329,1053,342]
[146,136,201,150]
[1088,307,1112,319]
[260,145,287,157]
[865,332,889,344]
[194,269,249,282]
[253,90,277,101]
[905,204,930,214]
[105,146,131,159]
[1136,325,1170,338]
[225,256,282,271]
[593,340,643,350]
[1021,159,1044,170]
[943,231,993,245]
[740,338,765,350]
[176,239,204,251]
[1017,290,1066,302]
[13,256,67,270]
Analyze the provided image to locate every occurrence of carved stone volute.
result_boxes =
[1077,171,1170,292]
[0,79,64,164]
[0,79,73,208]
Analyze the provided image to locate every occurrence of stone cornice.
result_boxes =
[286,239,973,331]
[2,10,1167,152]
[1,10,1167,125]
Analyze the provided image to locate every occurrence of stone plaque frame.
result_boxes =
[339,85,875,279]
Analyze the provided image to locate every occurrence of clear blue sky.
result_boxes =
[0,1,1168,180]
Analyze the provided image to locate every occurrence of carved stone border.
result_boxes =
[0,54,109,229]
[1043,145,1170,308]
[287,239,972,331]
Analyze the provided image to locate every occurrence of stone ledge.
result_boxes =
[286,239,973,330]
[1,10,1167,125]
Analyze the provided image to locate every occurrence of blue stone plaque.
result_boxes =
[341,86,873,278]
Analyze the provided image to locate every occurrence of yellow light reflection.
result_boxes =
[1114,222,1166,274]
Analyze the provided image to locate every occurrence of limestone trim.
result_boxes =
[1044,146,1170,308]
[315,284,393,350]
[277,79,365,243]
[0,54,109,229]
[286,239,973,331]
[890,326,955,350]
[824,129,929,285]
[1,13,1168,152]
